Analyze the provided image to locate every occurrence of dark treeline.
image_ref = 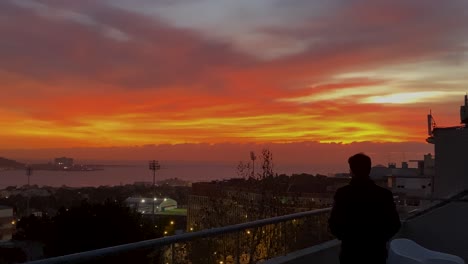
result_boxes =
[1,182,191,263]
[12,201,161,263]
[0,184,190,217]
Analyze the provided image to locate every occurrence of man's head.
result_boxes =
[348,153,372,179]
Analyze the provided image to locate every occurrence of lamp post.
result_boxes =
[149,160,161,223]
[26,166,32,186]
[26,166,32,216]
[250,151,256,178]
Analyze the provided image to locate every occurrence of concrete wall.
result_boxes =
[400,200,468,262]
[392,177,432,197]
[433,127,468,198]
[264,240,340,264]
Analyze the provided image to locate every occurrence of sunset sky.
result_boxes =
[1,0,468,161]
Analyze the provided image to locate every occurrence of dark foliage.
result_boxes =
[14,201,160,263]
[0,184,190,217]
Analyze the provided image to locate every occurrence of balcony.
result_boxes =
[266,190,468,264]
[24,191,467,264]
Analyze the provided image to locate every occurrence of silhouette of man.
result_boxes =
[329,153,401,264]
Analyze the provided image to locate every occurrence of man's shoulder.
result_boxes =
[336,184,352,192]
[335,184,352,197]
[335,182,393,197]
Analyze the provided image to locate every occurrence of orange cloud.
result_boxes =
[0,0,467,151]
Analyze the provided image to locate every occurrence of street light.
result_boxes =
[26,166,32,216]
[149,160,161,223]
[26,166,32,186]
[250,151,256,178]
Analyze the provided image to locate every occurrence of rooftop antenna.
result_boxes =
[427,110,437,136]
[461,93,468,125]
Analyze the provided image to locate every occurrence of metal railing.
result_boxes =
[399,190,468,221]
[26,208,332,264]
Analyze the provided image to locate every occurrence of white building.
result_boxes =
[389,176,432,197]
[387,156,434,199]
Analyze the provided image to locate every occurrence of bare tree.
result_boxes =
[187,148,332,264]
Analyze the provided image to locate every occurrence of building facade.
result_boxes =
[428,95,468,198]
[432,127,468,198]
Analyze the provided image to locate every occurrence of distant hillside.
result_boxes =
[0,157,25,169]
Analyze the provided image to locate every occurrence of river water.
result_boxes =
[0,160,337,188]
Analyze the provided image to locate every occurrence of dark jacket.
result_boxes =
[328,178,401,263]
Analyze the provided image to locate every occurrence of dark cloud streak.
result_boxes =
[0,0,255,90]
[2,0,468,92]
